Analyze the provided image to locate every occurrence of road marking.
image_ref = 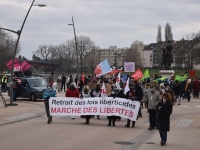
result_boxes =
[180,105,188,107]
[196,106,200,107]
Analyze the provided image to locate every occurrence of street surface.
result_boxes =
[0,92,200,150]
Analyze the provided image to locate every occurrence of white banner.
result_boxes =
[49,97,140,121]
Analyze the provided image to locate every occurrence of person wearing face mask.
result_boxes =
[156,93,173,146]
[142,85,160,130]
[66,82,80,119]
[107,87,119,126]
[160,83,165,94]
[125,84,136,128]
[80,86,91,124]
[43,83,57,124]
[165,86,175,105]
[143,83,150,110]
[90,84,101,120]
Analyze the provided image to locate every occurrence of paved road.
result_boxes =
[0,92,200,150]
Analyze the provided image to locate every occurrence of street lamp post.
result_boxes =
[78,41,84,73]
[0,0,46,106]
[68,16,79,78]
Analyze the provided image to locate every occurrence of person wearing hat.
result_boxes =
[43,82,56,124]
[66,82,80,119]
[142,85,161,130]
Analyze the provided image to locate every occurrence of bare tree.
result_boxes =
[77,36,95,72]
[84,47,97,72]
[124,47,143,70]
[157,24,162,42]
[0,29,21,71]
[50,45,65,67]
[62,40,76,73]
[165,22,173,42]
[34,44,52,61]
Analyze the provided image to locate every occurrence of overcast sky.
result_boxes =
[1,0,200,59]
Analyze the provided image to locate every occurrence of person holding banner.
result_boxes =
[66,82,80,119]
[133,80,143,118]
[80,86,92,124]
[107,87,119,126]
[125,83,137,128]
[43,82,57,124]
[90,84,101,120]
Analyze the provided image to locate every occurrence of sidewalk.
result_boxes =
[0,92,66,126]
[120,98,200,150]
[0,93,44,126]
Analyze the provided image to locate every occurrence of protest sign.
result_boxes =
[49,97,140,121]
[124,62,135,72]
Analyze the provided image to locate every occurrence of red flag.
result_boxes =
[189,70,196,78]
[131,69,143,80]
[20,61,31,71]
[6,58,19,69]
[82,72,85,83]
[14,65,21,71]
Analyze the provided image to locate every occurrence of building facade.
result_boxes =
[143,43,155,68]
[95,46,128,66]
[130,40,144,66]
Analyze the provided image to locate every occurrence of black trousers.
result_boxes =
[194,92,199,98]
[108,116,116,125]
[127,119,135,127]
[45,102,52,121]
[186,92,191,101]
[61,83,66,92]
[148,109,156,128]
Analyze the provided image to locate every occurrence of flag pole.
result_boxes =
[20,67,25,77]
[31,66,40,76]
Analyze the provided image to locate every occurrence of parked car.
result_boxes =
[8,76,47,101]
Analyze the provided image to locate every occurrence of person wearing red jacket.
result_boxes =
[65,82,80,119]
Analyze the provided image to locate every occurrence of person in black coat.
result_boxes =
[107,87,120,126]
[125,84,136,128]
[61,75,66,92]
[133,80,143,118]
[180,80,186,100]
[172,80,181,105]
[156,92,173,146]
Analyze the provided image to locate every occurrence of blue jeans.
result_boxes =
[180,91,186,99]
[159,130,167,142]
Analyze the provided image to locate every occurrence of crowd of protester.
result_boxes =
[0,71,199,146]
[43,72,200,146]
